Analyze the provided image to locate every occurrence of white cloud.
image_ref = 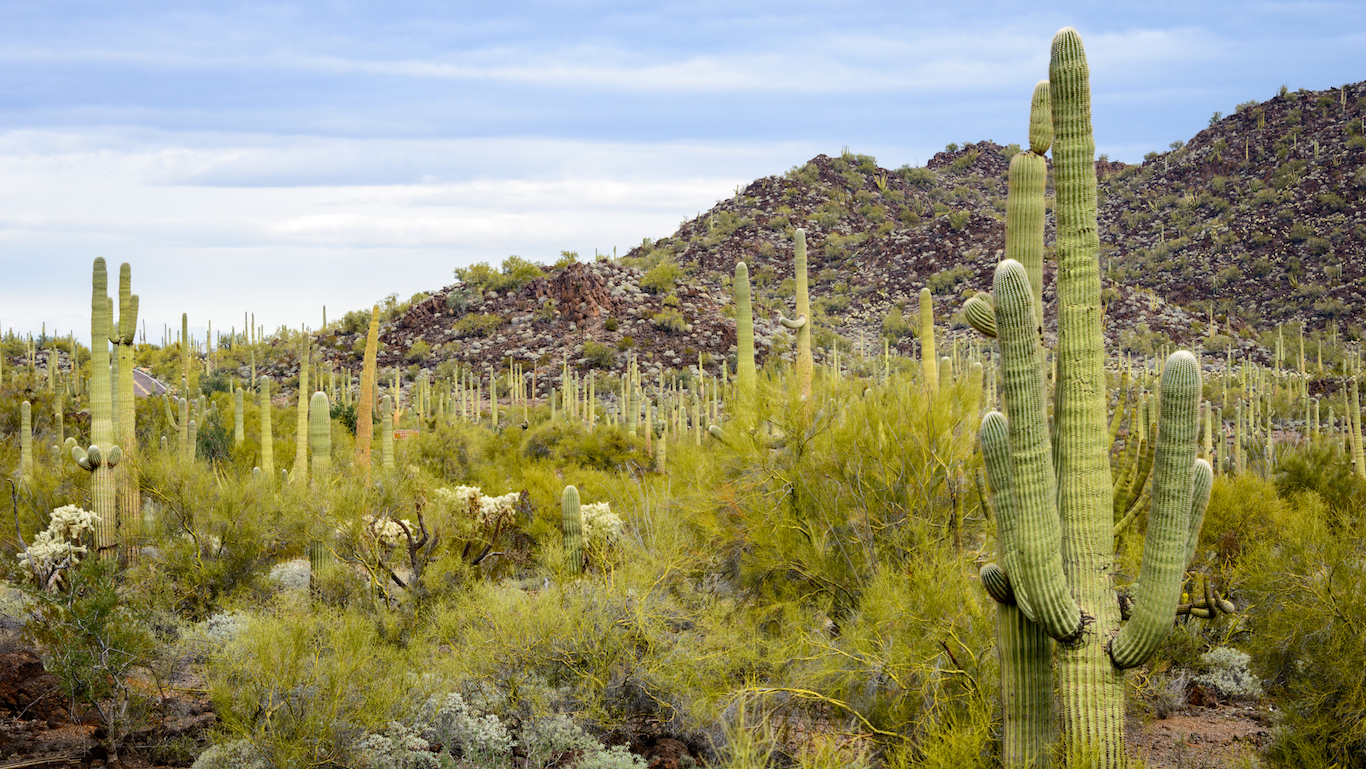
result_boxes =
[0,130,812,341]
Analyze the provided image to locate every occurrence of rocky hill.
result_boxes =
[310,80,1365,383]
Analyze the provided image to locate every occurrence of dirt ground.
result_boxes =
[1128,702,1274,768]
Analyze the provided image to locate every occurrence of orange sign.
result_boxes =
[393,429,420,440]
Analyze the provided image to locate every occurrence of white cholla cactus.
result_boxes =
[364,514,416,547]
[477,492,520,528]
[581,501,623,544]
[17,505,101,587]
[434,485,483,516]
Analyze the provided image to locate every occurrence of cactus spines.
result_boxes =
[734,261,757,411]
[292,336,311,485]
[380,394,395,470]
[1109,352,1201,669]
[919,288,938,392]
[19,400,32,482]
[562,485,583,575]
[355,306,380,478]
[310,391,331,477]
[259,376,274,478]
[234,387,245,445]
[1183,459,1214,569]
[777,229,812,400]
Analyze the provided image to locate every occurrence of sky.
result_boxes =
[0,1,1361,344]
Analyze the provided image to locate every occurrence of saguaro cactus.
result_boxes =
[355,306,380,478]
[562,484,583,574]
[19,400,32,482]
[310,391,331,477]
[293,336,312,485]
[234,387,245,446]
[778,229,813,400]
[76,258,121,556]
[976,30,1212,767]
[734,261,757,414]
[380,394,395,470]
[113,263,140,546]
[259,376,274,478]
[919,288,938,392]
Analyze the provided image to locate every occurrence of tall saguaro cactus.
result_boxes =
[380,394,395,470]
[734,261,757,415]
[975,30,1212,767]
[778,229,813,400]
[79,258,121,556]
[310,391,332,477]
[113,263,140,547]
[292,335,311,485]
[919,288,938,392]
[259,376,274,478]
[355,306,380,479]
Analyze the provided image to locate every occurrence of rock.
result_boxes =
[0,649,66,721]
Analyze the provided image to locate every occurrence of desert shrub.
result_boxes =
[882,306,911,340]
[341,309,372,335]
[897,165,935,188]
[640,259,683,294]
[452,313,506,339]
[454,256,544,295]
[207,602,423,768]
[1239,506,1366,766]
[926,265,974,294]
[650,308,686,333]
[582,340,616,370]
[522,420,646,471]
[405,339,431,362]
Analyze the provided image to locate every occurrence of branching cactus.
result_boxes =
[975,30,1213,766]
[562,484,583,575]
[777,229,813,400]
[734,261,757,416]
[310,391,331,477]
[69,258,121,557]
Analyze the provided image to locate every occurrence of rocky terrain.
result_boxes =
[300,80,1362,384]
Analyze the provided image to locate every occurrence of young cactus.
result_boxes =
[562,485,583,575]
[292,336,311,485]
[234,387,245,446]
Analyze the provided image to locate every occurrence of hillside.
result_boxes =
[297,81,1364,385]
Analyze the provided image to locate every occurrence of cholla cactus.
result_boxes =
[17,505,100,591]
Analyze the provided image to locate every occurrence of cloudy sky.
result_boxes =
[0,1,1360,343]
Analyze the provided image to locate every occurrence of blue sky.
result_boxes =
[0,1,1361,343]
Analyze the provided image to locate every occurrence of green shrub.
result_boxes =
[582,340,616,370]
[897,165,935,188]
[454,256,545,295]
[640,259,683,294]
[405,339,431,362]
[650,308,686,333]
[452,313,506,339]
[926,265,974,294]
[947,210,971,231]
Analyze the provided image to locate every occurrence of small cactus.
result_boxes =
[310,391,331,477]
[562,485,583,574]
